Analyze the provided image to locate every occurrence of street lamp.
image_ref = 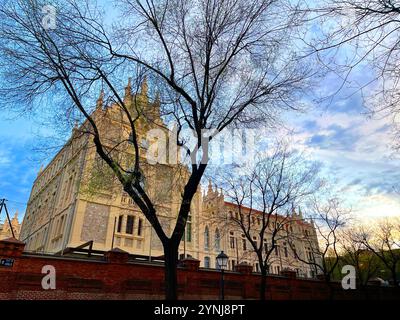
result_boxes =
[216,251,229,300]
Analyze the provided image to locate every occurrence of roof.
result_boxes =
[223,201,310,226]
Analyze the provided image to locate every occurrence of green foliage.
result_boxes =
[80,157,117,198]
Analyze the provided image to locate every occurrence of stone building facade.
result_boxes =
[198,182,320,278]
[0,211,21,240]
[20,79,201,261]
[19,79,320,278]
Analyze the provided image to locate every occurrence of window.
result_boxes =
[204,226,210,250]
[255,263,260,273]
[65,175,74,203]
[186,214,192,242]
[252,236,257,248]
[263,239,268,254]
[137,218,143,236]
[229,231,235,249]
[275,245,279,256]
[117,215,123,233]
[58,215,65,236]
[231,260,236,271]
[276,266,280,274]
[214,228,220,251]
[241,235,247,251]
[121,194,127,203]
[307,248,314,262]
[204,256,210,268]
[283,242,288,257]
[126,216,134,234]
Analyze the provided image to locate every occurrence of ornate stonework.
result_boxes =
[0,211,21,240]
[80,202,110,244]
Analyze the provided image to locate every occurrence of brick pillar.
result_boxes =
[0,238,25,257]
[180,257,200,271]
[104,248,129,264]
[281,269,297,279]
[235,262,253,275]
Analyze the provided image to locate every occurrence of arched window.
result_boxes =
[186,213,192,242]
[204,226,210,250]
[204,256,210,268]
[214,228,220,251]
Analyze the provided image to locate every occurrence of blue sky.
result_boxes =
[282,87,400,222]
[1,1,399,225]
[0,116,42,222]
[1,77,399,225]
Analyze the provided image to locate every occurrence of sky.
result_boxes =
[0,1,399,226]
[285,96,400,223]
[1,74,399,225]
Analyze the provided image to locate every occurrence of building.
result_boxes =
[0,211,21,240]
[19,79,320,278]
[20,78,201,261]
[198,181,320,278]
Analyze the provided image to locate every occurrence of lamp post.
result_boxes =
[216,251,229,300]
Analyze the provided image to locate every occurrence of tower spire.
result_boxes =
[298,206,303,219]
[208,179,213,194]
[125,78,132,97]
[141,75,148,97]
[124,77,132,106]
[96,89,104,109]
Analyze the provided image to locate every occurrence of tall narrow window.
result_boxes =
[58,215,65,236]
[137,218,143,236]
[204,256,210,268]
[214,228,220,251]
[204,226,210,250]
[252,236,258,248]
[229,231,235,249]
[241,235,247,251]
[283,242,288,257]
[126,216,134,234]
[117,215,123,233]
[264,239,268,254]
[186,214,192,242]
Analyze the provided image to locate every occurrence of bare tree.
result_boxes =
[357,218,400,288]
[306,0,400,141]
[0,0,313,299]
[219,141,320,300]
[339,227,380,298]
[288,197,349,299]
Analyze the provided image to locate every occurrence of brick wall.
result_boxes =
[0,238,398,300]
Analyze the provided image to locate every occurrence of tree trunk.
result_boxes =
[164,241,179,300]
[260,269,267,300]
[324,274,335,300]
[390,268,399,288]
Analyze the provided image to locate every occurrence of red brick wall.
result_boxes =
[0,239,398,300]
